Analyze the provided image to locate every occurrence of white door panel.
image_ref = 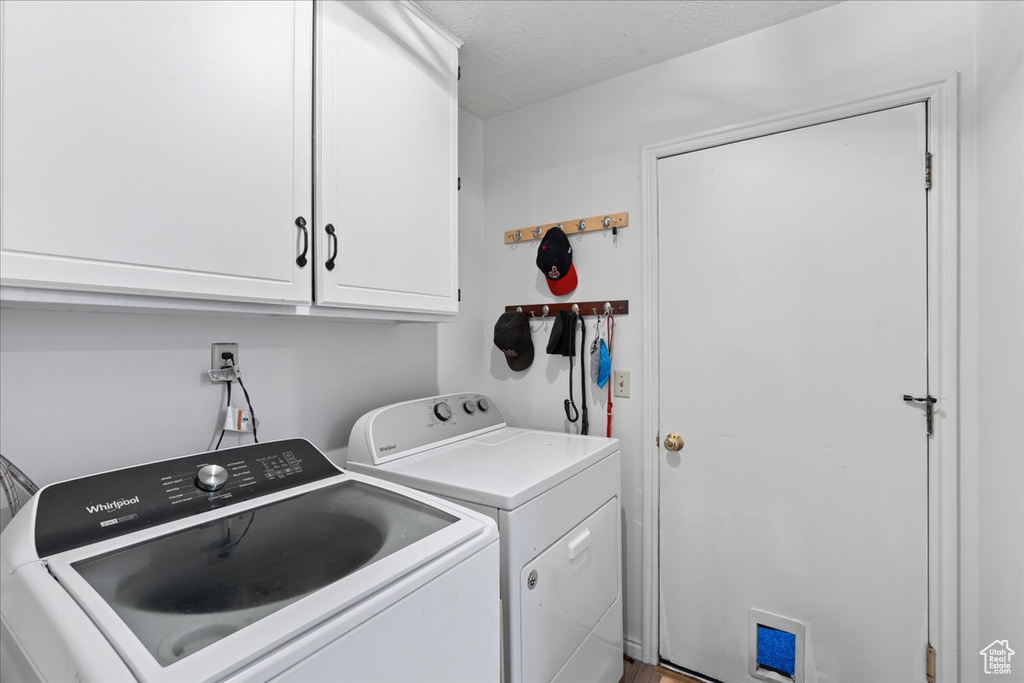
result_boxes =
[520,497,619,683]
[0,0,312,304]
[657,104,928,682]
[316,1,458,314]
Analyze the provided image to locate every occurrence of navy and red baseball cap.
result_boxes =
[536,228,578,296]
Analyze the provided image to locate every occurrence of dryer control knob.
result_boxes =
[196,464,228,492]
[463,400,477,414]
[433,402,453,422]
[477,398,490,412]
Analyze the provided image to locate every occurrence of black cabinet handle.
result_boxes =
[295,216,309,268]
[325,223,338,271]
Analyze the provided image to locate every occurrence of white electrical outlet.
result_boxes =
[614,370,631,398]
[211,343,239,379]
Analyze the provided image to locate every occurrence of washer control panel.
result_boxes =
[348,393,505,467]
[34,438,338,558]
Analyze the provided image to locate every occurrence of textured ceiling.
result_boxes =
[414,0,840,119]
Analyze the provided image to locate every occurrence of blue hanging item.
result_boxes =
[590,313,611,389]
[596,338,611,388]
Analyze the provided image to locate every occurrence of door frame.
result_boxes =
[639,74,960,680]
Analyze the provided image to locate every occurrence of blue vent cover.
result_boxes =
[757,625,796,678]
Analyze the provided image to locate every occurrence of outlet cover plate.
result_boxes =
[211,343,239,373]
[614,370,631,398]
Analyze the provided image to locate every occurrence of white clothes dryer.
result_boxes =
[1,438,500,683]
[343,393,622,683]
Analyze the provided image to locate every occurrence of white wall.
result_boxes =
[472,1,1018,673]
[438,110,487,394]
[0,309,439,486]
[975,0,1024,664]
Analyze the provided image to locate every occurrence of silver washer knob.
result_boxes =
[433,401,453,422]
[477,398,490,412]
[196,464,228,492]
[463,400,477,414]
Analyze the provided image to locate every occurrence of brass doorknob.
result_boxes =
[664,432,684,452]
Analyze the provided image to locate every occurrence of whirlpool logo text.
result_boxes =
[85,496,140,514]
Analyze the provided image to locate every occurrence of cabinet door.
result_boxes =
[316,1,459,315]
[0,1,312,305]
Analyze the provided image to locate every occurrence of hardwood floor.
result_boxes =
[621,658,707,683]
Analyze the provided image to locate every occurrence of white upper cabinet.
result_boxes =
[0,1,313,305]
[315,1,460,316]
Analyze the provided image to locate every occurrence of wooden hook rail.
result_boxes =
[505,300,628,318]
[504,212,628,245]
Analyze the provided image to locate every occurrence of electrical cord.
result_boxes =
[214,380,232,450]
[236,375,259,444]
[211,352,258,448]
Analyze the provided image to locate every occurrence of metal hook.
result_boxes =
[513,230,522,242]
[542,305,550,318]
[556,223,564,232]
[571,303,579,315]
[533,227,543,239]
[604,302,613,315]
[602,216,612,229]
[516,306,523,313]
[577,220,587,232]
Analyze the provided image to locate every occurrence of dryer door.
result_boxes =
[520,496,619,683]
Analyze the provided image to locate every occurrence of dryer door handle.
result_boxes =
[568,528,591,560]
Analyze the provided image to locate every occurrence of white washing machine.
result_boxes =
[0,438,500,683]
[342,393,622,683]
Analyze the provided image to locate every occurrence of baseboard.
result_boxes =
[624,636,644,662]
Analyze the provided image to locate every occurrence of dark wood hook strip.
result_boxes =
[505,300,629,317]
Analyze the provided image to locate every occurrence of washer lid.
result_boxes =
[42,473,492,683]
[371,428,619,510]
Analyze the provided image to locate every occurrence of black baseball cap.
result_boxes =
[493,311,534,371]
[536,228,578,296]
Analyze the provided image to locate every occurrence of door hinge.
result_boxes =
[925,643,935,683]
[903,394,937,436]
[655,432,660,448]
[458,288,461,302]
[458,65,461,81]
[457,177,461,191]
[925,152,933,190]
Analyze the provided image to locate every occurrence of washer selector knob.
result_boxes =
[195,464,228,492]
[477,398,490,412]
[433,401,453,422]
[463,400,477,414]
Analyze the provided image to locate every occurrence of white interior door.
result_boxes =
[657,104,929,682]
[0,0,312,304]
